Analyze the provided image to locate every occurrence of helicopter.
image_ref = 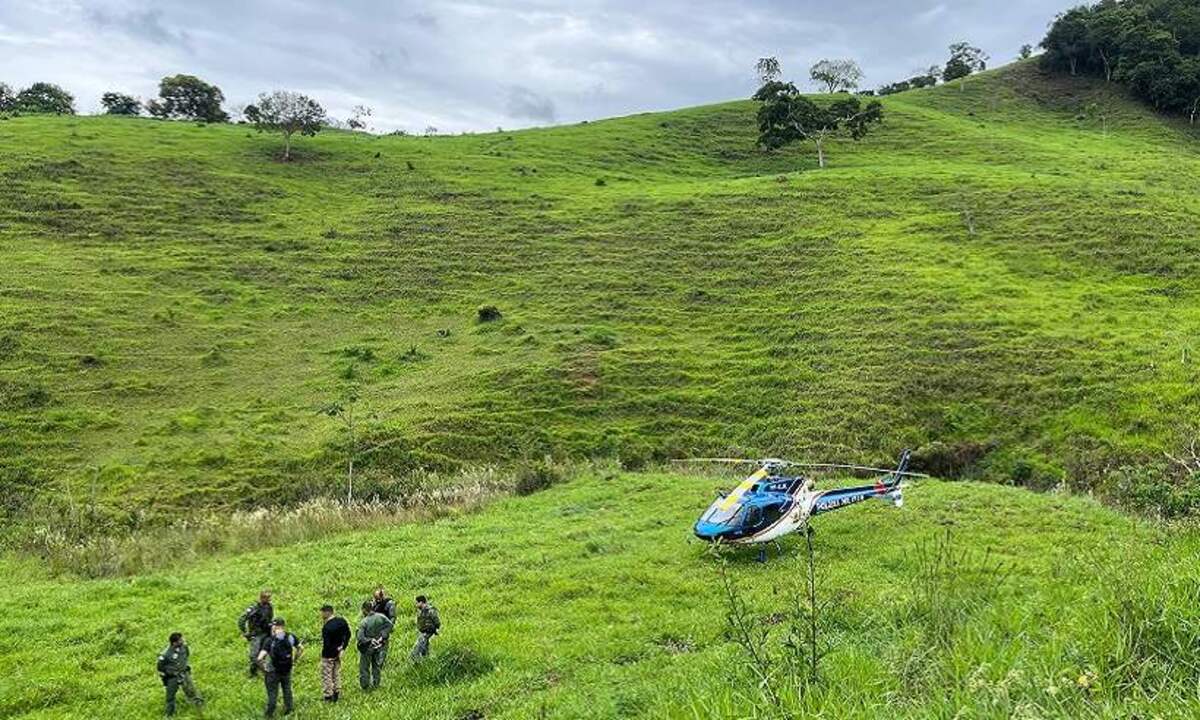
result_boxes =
[683,450,924,553]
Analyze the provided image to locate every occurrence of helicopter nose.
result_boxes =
[693,521,725,542]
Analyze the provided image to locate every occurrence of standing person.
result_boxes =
[319,604,351,702]
[257,618,303,717]
[411,595,441,661]
[371,586,398,622]
[356,600,394,691]
[157,632,203,716]
[238,590,274,677]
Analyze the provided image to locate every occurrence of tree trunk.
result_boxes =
[1191,98,1199,126]
[1100,50,1112,82]
[283,132,292,161]
[815,139,826,169]
[1069,57,1077,76]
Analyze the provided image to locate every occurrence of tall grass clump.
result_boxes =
[19,463,589,577]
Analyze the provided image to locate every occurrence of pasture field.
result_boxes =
[2,472,1198,719]
[4,61,1200,540]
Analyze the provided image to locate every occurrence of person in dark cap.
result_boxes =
[157,631,203,715]
[318,604,351,702]
[256,618,303,717]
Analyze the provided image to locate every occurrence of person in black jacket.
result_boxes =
[256,618,303,717]
[318,604,351,702]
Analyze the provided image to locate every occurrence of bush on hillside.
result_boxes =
[477,305,502,323]
[911,440,993,479]
[514,459,564,496]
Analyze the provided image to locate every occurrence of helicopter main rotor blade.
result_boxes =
[670,458,763,465]
[780,462,929,478]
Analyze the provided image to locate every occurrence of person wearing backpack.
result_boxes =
[256,618,303,717]
[411,595,441,661]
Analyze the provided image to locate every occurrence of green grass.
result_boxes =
[3,60,1200,531]
[2,471,1198,718]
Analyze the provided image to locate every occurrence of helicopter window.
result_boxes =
[760,503,784,525]
[741,505,763,527]
[703,501,744,525]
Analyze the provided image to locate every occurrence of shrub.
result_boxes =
[476,305,503,323]
[515,459,564,496]
[910,440,993,478]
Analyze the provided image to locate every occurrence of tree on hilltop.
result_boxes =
[943,42,989,90]
[348,104,373,131]
[752,80,883,168]
[147,75,228,122]
[101,92,141,116]
[0,83,14,112]
[248,90,325,161]
[14,83,75,114]
[810,58,864,93]
[755,56,782,84]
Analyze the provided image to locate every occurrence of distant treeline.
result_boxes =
[1041,0,1200,122]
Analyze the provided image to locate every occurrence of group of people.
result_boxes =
[156,586,441,717]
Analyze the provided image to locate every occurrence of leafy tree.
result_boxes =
[1019,44,1035,60]
[147,75,228,122]
[101,92,141,116]
[943,43,989,87]
[0,82,14,112]
[809,59,864,93]
[753,80,883,168]
[1041,8,1091,75]
[250,90,325,160]
[1088,3,1133,82]
[755,56,782,84]
[14,83,75,114]
[348,104,373,131]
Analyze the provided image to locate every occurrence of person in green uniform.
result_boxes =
[157,632,203,716]
[238,590,274,677]
[411,595,441,661]
[356,600,394,690]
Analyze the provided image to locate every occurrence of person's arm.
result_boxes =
[238,607,251,637]
[337,621,351,654]
[381,616,394,641]
[293,636,304,662]
[156,652,168,675]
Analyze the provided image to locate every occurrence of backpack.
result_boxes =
[266,633,297,673]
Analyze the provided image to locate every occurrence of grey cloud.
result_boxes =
[505,86,556,122]
[2,0,1080,132]
[86,7,191,50]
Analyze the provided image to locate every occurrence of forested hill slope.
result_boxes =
[2,61,1199,527]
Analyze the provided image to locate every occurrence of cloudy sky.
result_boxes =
[1,0,1074,132]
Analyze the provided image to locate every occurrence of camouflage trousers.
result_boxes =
[320,656,342,697]
[164,672,202,715]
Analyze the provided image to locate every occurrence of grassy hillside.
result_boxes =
[3,61,1200,531]
[2,472,1197,719]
